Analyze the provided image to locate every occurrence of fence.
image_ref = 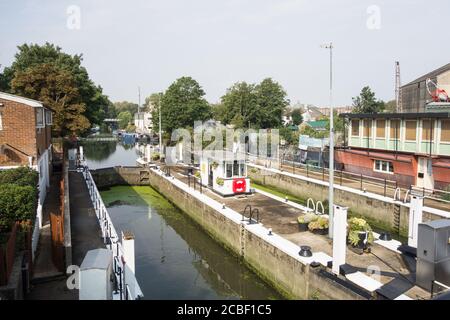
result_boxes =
[81,163,143,300]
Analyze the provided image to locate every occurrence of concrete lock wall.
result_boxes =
[248,166,444,237]
[91,166,365,300]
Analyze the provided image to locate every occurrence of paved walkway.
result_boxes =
[27,171,105,300]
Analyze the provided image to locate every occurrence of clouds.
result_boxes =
[1,0,449,106]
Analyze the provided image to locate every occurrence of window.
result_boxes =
[233,160,239,177]
[422,120,433,141]
[363,119,372,137]
[226,163,232,178]
[351,120,360,136]
[390,120,400,139]
[0,112,2,130]
[240,163,245,177]
[36,108,45,128]
[405,120,417,141]
[45,110,52,125]
[376,120,386,138]
[374,160,394,174]
[441,120,450,142]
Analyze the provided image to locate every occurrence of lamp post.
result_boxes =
[321,42,334,239]
[159,93,163,158]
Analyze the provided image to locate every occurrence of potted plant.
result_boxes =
[211,161,219,170]
[308,216,329,235]
[216,177,224,186]
[347,217,374,253]
[297,213,318,232]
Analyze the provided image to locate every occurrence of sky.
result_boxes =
[0,0,449,107]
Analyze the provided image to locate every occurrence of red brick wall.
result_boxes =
[0,98,38,166]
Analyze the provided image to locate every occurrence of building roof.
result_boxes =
[340,112,450,119]
[402,63,450,87]
[305,120,328,129]
[0,91,43,108]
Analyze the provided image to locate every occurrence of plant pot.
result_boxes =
[312,228,328,235]
[298,222,309,232]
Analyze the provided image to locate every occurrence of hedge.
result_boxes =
[0,167,39,232]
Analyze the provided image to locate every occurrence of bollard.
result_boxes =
[332,205,348,275]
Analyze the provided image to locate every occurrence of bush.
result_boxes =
[151,152,160,161]
[308,216,329,231]
[0,184,37,232]
[298,213,318,224]
[194,171,201,179]
[347,217,374,246]
[0,166,39,188]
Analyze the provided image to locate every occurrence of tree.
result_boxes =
[384,100,397,113]
[291,109,303,126]
[211,102,228,124]
[352,86,385,113]
[254,78,290,128]
[159,77,211,133]
[220,82,257,127]
[144,93,162,113]
[2,43,110,129]
[117,111,133,129]
[220,78,289,129]
[11,63,90,135]
[113,101,139,115]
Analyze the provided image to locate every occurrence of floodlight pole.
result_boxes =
[322,42,334,239]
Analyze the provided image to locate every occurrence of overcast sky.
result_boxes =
[1,0,449,107]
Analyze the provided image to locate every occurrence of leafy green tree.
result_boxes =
[352,86,385,113]
[254,78,290,128]
[291,109,303,126]
[221,82,257,127]
[159,77,211,133]
[113,101,139,115]
[117,111,133,129]
[1,43,110,128]
[384,100,397,113]
[220,78,289,129]
[211,102,228,124]
[11,63,90,135]
[144,93,162,112]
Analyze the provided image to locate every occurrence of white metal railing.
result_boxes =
[80,162,143,300]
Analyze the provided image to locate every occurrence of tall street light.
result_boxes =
[321,42,334,239]
[159,92,163,157]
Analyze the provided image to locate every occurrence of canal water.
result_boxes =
[82,140,282,300]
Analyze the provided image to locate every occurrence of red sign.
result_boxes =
[232,178,247,193]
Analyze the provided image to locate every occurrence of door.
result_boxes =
[208,165,213,187]
[417,157,434,190]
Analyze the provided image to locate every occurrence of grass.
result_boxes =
[251,181,308,206]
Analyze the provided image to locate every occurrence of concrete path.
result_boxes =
[27,171,105,300]
[69,171,105,267]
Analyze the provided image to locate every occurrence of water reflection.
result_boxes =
[81,140,141,169]
[101,186,281,300]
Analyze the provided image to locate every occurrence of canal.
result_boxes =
[82,140,282,300]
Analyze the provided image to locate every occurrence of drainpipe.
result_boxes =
[28,156,33,167]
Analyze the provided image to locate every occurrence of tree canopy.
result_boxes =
[11,63,90,135]
[352,86,385,113]
[154,77,211,134]
[291,109,303,126]
[0,43,110,135]
[220,78,289,129]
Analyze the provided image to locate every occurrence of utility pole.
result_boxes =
[159,92,163,157]
[321,42,334,239]
[138,86,141,113]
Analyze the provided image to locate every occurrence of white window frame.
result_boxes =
[45,109,52,125]
[36,107,45,128]
[0,112,3,130]
[373,159,394,174]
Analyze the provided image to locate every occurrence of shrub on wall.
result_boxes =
[0,166,39,188]
[0,167,39,233]
[0,184,37,231]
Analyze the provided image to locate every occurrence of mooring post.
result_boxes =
[122,231,136,275]
[332,205,348,275]
[408,196,424,248]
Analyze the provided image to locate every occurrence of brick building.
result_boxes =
[0,92,53,202]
